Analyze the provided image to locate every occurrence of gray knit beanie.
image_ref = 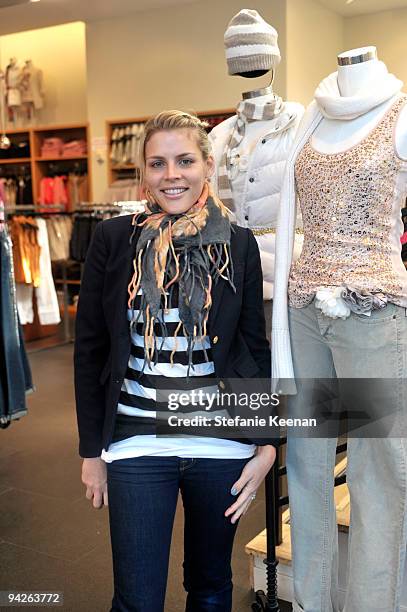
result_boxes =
[224,9,281,76]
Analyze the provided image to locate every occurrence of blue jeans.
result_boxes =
[106,456,250,612]
[0,230,32,425]
[287,303,407,612]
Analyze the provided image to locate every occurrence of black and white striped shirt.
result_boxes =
[101,290,255,462]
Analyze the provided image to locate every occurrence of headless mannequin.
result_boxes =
[312,46,407,158]
[240,69,273,99]
[210,59,304,306]
[6,57,21,126]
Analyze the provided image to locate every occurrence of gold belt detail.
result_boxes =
[251,227,304,236]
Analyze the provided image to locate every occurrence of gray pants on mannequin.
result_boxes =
[286,302,407,612]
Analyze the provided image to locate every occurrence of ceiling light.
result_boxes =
[30,0,41,3]
[346,0,355,4]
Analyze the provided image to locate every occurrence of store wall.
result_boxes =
[86,0,287,201]
[0,22,87,126]
[286,0,344,106]
[344,8,407,86]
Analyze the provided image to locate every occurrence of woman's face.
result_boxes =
[144,128,214,215]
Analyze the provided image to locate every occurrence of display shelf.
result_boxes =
[31,123,92,205]
[0,158,31,164]
[111,163,140,170]
[106,108,235,188]
[35,155,88,162]
[0,124,92,206]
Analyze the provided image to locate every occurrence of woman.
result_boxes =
[74,110,276,612]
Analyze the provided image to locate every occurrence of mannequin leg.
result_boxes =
[344,437,407,612]
[287,304,340,612]
[328,304,407,612]
[287,437,339,612]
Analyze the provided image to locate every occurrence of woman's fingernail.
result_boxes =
[231,487,238,496]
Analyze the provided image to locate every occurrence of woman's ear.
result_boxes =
[206,155,215,179]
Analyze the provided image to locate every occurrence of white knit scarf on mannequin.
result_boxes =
[217,94,284,210]
[271,64,403,388]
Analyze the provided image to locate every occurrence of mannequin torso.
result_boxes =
[311,47,407,158]
[209,91,304,300]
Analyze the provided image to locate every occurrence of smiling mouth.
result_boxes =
[161,187,189,196]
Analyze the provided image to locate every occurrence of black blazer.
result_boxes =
[74,214,272,458]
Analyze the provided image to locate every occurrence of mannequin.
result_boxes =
[19,60,44,123]
[5,58,22,126]
[272,47,407,612]
[0,71,10,150]
[209,9,304,323]
[312,46,407,156]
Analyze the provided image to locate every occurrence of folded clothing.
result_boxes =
[40,138,87,158]
[62,140,87,157]
[41,138,64,157]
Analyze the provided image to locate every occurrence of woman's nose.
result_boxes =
[164,162,181,180]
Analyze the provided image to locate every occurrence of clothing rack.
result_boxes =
[5,203,142,352]
[6,208,72,349]
[6,209,72,217]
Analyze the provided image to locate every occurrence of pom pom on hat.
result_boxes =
[224,9,281,76]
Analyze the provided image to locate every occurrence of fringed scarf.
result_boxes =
[127,183,235,373]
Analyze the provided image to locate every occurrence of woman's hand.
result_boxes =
[225,445,276,524]
[82,457,108,509]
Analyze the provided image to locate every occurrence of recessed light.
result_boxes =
[346,0,355,4]
[30,0,41,3]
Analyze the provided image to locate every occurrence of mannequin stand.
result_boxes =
[252,456,280,611]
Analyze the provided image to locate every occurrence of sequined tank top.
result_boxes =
[289,94,407,308]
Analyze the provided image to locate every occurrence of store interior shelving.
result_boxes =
[0,123,92,207]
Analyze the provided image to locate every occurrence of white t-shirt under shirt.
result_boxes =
[102,295,256,463]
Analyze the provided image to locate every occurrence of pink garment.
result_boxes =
[53,175,68,207]
[39,177,54,205]
[0,178,6,203]
[38,175,68,210]
[62,140,87,157]
[41,138,64,157]
[401,232,407,246]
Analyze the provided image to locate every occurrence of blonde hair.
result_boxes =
[140,110,211,183]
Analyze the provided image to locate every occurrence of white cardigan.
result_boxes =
[209,101,304,300]
[271,102,321,392]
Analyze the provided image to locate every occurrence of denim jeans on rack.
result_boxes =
[0,229,32,425]
[107,456,250,612]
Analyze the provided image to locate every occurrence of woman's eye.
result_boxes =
[179,158,193,166]
[150,161,164,168]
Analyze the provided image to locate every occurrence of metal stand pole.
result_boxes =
[62,261,70,342]
[252,454,280,611]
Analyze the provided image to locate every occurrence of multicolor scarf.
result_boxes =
[127,184,235,370]
[217,94,284,210]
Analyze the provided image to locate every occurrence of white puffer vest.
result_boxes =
[209,101,304,300]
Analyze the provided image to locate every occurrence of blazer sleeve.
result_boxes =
[239,229,271,379]
[74,222,110,458]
